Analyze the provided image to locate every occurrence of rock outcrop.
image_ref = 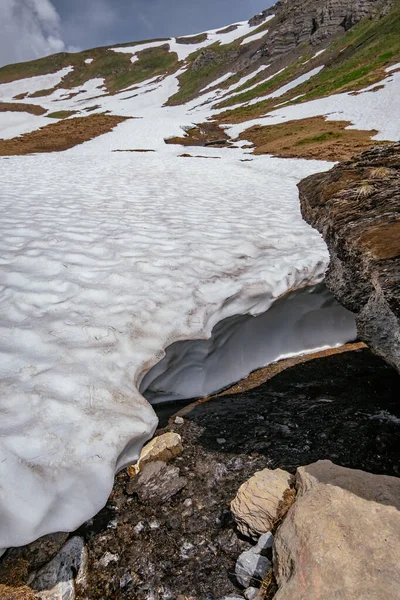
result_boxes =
[299,143,400,373]
[256,0,387,59]
[274,460,400,599]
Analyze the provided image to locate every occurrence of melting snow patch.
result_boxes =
[0,149,347,549]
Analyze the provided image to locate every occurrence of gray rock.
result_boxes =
[235,549,272,588]
[244,588,260,600]
[29,536,88,600]
[250,532,274,554]
[219,596,245,600]
[127,460,187,504]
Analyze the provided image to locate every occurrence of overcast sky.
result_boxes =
[0,0,274,68]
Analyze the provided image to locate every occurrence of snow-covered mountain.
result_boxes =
[0,0,398,550]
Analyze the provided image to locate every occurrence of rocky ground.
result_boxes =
[1,347,399,600]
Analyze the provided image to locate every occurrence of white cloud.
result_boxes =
[0,0,67,67]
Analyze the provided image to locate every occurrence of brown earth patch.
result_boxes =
[359,221,400,260]
[113,149,155,152]
[0,102,46,116]
[165,121,230,147]
[238,116,388,161]
[0,114,127,156]
[179,153,221,159]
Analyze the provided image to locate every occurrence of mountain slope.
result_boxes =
[0,0,398,552]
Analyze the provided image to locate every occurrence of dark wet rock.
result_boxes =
[299,144,400,374]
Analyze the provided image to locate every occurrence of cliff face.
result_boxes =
[257,0,387,58]
[298,144,400,373]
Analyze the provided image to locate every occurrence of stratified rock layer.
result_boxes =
[299,143,400,373]
[274,460,400,600]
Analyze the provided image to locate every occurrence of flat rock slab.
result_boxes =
[274,460,400,600]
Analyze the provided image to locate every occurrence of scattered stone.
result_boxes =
[235,549,272,588]
[98,552,119,568]
[217,438,227,445]
[231,468,294,539]
[127,460,187,503]
[274,460,400,599]
[29,537,88,600]
[218,596,245,600]
[128,432,183,476]
[174,416,184,425]
[148,518,160,530]
[250,532,274,554]
[133,521,144,535]
[244,587,260,600]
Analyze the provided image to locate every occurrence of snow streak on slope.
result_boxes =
[227,70,400,140]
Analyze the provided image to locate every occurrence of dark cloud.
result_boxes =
[0,0,274,67]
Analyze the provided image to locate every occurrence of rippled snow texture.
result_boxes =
[0,149,336,548]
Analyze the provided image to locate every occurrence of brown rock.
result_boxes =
[299,144,400,374]
[231,468,294,539]
[274,460,400,600]
[127,432,183,476]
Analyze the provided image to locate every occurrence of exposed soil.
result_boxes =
[0,102,46,116]
[0,114,127,156]
[164,122,230,148]
[113,149,156,153]
[239,117,388,162]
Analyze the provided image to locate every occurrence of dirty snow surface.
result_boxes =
[3,8,397,548]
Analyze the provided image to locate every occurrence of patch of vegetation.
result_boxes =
[46,110,77,119]
[296,131,342,145]
[176,33,208,44]
[0,42,180,97]
[216,3,400,124]
[0,114,127,156]
[166,41,240,105]
[293,1,400,101]
[216,57,304,108]
[0,102,46,115]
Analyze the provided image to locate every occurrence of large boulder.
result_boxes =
[274,460,400,599]
[231,468,294,539]
[299,144,400,374]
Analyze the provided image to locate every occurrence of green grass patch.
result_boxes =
[0,41,180,96]
[296,131,342,145]
[176,34,208,44]
[166,41,240,105]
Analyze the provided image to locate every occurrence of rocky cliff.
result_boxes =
[299,143,400,373]
[253,0,388,59]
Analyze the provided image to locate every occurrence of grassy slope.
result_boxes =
[217,1,400,123]
[0,43,180,96]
